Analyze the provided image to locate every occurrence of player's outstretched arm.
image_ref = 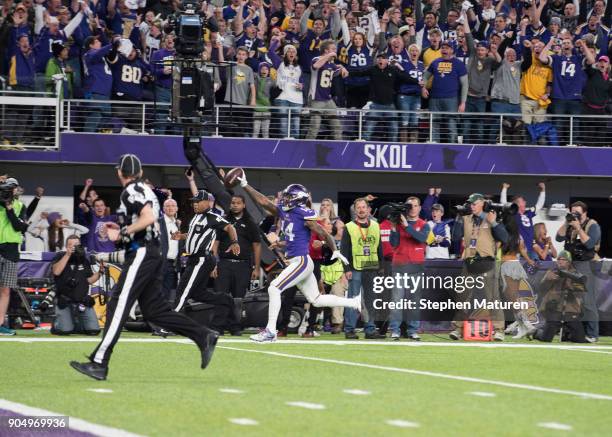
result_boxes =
[238,171,277,217]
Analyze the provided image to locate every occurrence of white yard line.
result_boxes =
[466,391,497,398]
[537,422,573,431]
[285,401,326,410]
[0,399,145,437]
[386,419,420,428]
[3,337,611,351]
[218,346,612,401]
[228,418,259,426]
[86,389,113,394]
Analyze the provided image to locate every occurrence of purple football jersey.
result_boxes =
[277,204,317,257]
[309,57,340,101]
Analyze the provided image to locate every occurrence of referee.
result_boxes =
[173,190,241,326]
[70,154,219,381]
[213,195,261,335]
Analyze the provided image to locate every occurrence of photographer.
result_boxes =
[451,193,509,341]
[534,251,587,343]
[47,236,102,336]
[0,177,28,336]
[389,197,430,341]
[555,201,601,342]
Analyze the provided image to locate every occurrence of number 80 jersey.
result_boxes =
[277,204,318,258]
[112,55,150,100]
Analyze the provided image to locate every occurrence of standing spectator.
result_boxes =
[253,62,273,138]
[213,195,262,336]
[500,182,546,260]
[78,198,118,253]
[397,44,424,143]
[299,2,333,101]
[83,36,119,133]
[112,39,151,132]
[422,40,468,143]
[306,40,348,140]
[533,222,558,261]
[275,44,304,138]
[151,34,176,135]
[7,35,35,145]
[352,51,419,142]
[340,31,374,109]
[426,204,451,259]
[0,178,27,336]
[341,197,385,340]
[490,45,523,143]
[45,42,72,98]
[318,198,344,243]
[538,36,586,145]
[520,39,554,144]
[223,46,256,137]
[389,196,430,341]
[27,211,89,252]
[579,46,611,147]
[464,21,501,143]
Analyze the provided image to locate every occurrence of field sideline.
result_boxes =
[1,332,611,436]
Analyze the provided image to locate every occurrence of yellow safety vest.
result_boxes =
[346,220,380,271]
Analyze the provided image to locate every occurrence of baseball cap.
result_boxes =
[550,16,561,26]
[440,40,454,48]
[467,193,485,203]
[431,203,445,213]
[598,55,610,63]
[398,25,411,36]
[476,40,489,49]
[190,190,211,202]
[375,51,388,58]
[558,250,572,262]
[116,154,142,176]
[4,177,19,187]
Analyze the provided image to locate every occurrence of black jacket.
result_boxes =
[159,215,184,263]
[351,64,418,105]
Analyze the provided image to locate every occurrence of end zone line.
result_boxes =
[218,346,612,401]
[0,399,146,437]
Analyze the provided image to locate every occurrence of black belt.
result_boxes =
[220,258,250,263]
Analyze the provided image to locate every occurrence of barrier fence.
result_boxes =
[1,92,611,150]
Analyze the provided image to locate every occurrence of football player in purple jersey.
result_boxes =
[234,170,362,342]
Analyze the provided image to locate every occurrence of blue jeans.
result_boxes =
[388,263,422,336]
[275,99,302,138]
[154,86,175,135]
[550,99,582,145]
[53,304,100,334]
[464,96,488,144]
[364,103,398,142]
[396,94,421,129]
[429,97,458,143]
[344,270,377,334]
[84,93,111,133]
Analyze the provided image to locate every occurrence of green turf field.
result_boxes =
[1,331,611,436]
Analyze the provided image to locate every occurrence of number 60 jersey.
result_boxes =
[277,204,318,258]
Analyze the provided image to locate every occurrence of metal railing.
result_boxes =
[2,93,611,150]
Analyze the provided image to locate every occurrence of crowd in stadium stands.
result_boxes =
[1,0,611,145]
[2,170,600,341]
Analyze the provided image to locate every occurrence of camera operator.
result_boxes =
[450,193,509,341]
[534,251,588,343]
[555,201,601,342]
[46,236,102,336]
[389,197,430,341]
[0,177,28,336]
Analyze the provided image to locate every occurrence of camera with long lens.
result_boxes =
[556,269,587,285]
[93,250,126,265]
[452,202,472,216]
[380,202,412,223]
[453,200,517,220]
[565,211,581,222]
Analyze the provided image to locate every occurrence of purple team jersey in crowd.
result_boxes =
[550,54,586,100]
[277,204,318,258]
[309,57,340,101]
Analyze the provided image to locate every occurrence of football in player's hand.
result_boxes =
[224,167,245,188]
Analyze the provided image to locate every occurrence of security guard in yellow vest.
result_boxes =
[0,177,28,336]
[451,193,509,342]
[340,197,385,340]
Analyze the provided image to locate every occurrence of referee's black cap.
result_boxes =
[190,190,210,202]
[116,154,142,176]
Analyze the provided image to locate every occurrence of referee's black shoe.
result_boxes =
[70,361,108,381]
[198,329,220,369]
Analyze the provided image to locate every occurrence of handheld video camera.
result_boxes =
[565,211,581,223]
[380,202,412,223]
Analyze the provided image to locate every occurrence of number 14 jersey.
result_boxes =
[277,205,318,258]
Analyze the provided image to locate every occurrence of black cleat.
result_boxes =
[199,330,219,369]
[70,361,108,381]
[345,331,359,340]
[365,331,387,340]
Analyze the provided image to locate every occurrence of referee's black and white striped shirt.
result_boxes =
[117,181,160,245]
[185,211,229,256]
